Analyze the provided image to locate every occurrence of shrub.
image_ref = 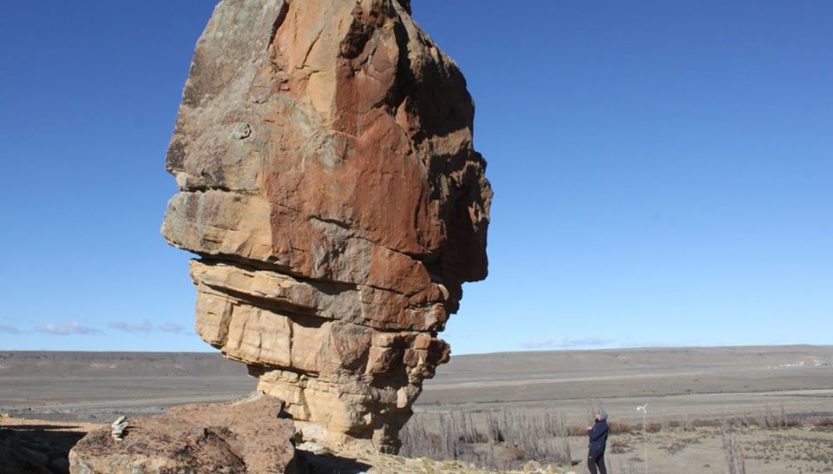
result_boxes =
[608,420,634,434]
[644,422,662,433]
[567,424,588,437]
[812,417,833,430]
[609,437,631,454]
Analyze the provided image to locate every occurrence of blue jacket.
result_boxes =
[587,419,609,455]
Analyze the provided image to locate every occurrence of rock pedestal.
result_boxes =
[162,0,490,452]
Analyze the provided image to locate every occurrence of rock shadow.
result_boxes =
[296,449,374,474]
[0,426,86,474]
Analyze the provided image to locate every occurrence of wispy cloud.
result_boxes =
[0,324,22,334]
[108,321,191,335]
[37,321,101,335]
[158,323,189,334]
[109,321,154,334]
[522,336,616,350]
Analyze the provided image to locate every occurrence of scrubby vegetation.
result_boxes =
[400,409,574,470]
[400,407,833,473]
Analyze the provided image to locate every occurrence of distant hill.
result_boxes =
[431,345,833,382]
[0,351,247,378]
[3,345,830,380]
[1,345,831,423]
[419,345,833,406]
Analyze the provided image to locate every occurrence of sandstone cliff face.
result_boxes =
[162,0,490,452]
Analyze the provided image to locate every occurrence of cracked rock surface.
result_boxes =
[69,395,295,474]
[162,0,491,453]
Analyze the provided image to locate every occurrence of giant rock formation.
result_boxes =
[162,0,491,452]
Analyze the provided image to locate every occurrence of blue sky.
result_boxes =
[0,1,830,354]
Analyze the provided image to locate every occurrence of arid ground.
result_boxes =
[1,346,832,473]
[407,345,833,473]
[420,345,833,421]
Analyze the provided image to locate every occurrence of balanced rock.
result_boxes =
[69,395,295,474]
[162,0,491,453]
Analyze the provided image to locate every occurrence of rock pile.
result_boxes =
[162,0,491,452]
[110,416,128,441]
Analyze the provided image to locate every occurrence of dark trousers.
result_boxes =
[587,452,607,474]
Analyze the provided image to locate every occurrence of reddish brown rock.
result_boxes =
[68,395,295,474]
[162,0,490,453]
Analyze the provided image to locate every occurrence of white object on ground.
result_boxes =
[111,415,129,441]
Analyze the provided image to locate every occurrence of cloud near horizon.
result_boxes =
[0,324,22,334]
[109,321,154,334]
[158,322,190,334]
[522,336,616,350]
[109,321,190,335]
[37,321,102,336]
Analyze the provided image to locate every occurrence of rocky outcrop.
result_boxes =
[69,395,295,474]
[162,0,491,453]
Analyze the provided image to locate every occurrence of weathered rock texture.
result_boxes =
[162,0,491,452]
[69,395,295,474]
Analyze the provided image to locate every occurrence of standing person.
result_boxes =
[587,408,609,474]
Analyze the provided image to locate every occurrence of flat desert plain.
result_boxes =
[408,345,833,473]
[420,345,833,424]
[1,346,832,473]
